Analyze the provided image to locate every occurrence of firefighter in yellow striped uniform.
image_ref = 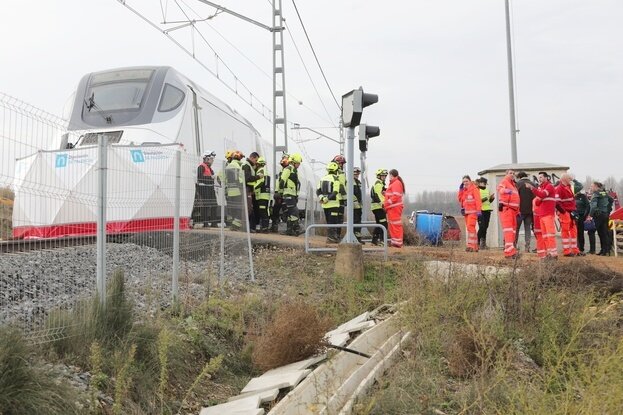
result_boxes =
[254,157,271,232]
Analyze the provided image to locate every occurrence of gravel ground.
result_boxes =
[0,242,254,333]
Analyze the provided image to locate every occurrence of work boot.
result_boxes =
[280,221,293,236]
[524,244,530,253]
[479,240,485,250]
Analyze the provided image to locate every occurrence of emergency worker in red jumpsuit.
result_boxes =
[497,170,520,259]
[457,175,482,252]
[525,172,558,260]
[556,173,581,256]
[383,169,405,248]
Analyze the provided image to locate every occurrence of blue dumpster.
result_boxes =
[414,211,443,245]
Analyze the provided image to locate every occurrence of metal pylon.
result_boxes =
[272,0,287,180]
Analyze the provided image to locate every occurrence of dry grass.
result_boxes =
[0,187,13,239]
[252,300,331,372]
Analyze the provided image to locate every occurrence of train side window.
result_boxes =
[158,84,185,112]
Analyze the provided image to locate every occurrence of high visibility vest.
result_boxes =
[317,173,341,209]
[254,166,270,201]
[224,159,243,197]
[336,170,347,203]
[480,188,492,211]
[279,165,299,197]
[370,179,386,211]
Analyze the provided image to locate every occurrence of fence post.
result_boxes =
[172,148,181,304]
[96,134,108,306]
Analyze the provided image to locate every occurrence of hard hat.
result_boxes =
[225,150,233,159]
[290,153,303,164]
[232,150,244,160]
[376,168,388,176]
[353,167,361,173]
[327,162,339,173]
[203,151,216,158]
[257,156,266,165]
[333,155,346,164]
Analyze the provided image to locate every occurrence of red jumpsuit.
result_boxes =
[556,183,580,256]
[457,182,482,251]
[531,180,558,258]
[497,175,520,257]
[533,198,546,258]
[384,177,404,248]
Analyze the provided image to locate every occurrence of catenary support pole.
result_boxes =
[96,135,108,306]
[360,150,369,226]
[342,127,358,243]
[505,0,518,163]
[172,148,181,304]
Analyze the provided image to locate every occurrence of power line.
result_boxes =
[290,0,340,110]
[176,0,336,126]
[284,21,337,127]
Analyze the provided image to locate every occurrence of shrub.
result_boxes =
[252,300,331,372]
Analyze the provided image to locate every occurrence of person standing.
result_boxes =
[242,152,262,232]
[253,157,271,233]
[574,182,590,254]
[497,170,521,259]
[525,172,558,260]
[270,154,290,232]
[458,175,482,252]
[196,151,217,227]
[515,172,535,252]
[332,155,347,238]
[279,153,303,236]
[587,182,613,256]
[224,150,245,231]
[384,169,405,248]
[556,173,581,257]
[353,167,364,243]
[317,162,342,243]
[476,177,494,250]
[370,169,388,246]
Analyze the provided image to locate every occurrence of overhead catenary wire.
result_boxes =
[176,0,337,126]
[290,0,340,111]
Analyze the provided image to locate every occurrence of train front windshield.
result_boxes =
[82,69,154,125]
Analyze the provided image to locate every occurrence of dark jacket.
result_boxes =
[574,193,590,220]
[516,178,535,215]
[590,191,611,216]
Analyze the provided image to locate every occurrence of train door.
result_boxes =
[189,87,202,156]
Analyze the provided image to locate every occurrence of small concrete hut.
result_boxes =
[477,162,569,248]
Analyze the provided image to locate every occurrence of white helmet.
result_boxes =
[203,151,216,158]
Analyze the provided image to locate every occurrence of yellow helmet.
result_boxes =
[290,153,303,164]
[327,162,339,173]
[225,150,233,159]
[257,156,266,165]
[376,168,388,177]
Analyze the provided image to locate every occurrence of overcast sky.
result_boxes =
[1,0,622,194]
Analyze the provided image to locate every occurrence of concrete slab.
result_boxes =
[228,388,280,403]
[199,395,261,415]
[241,369,311,394]
[264,354,327,376]
[326,320,375,337]
[327,332,350,347]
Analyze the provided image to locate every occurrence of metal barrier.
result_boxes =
[304,223,388,260]
[614,220,623,257]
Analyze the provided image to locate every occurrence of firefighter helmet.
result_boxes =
[257,157,266,165]
[327,162,339,173]
[376,168,388,177]
[353,167,361,173]
[203,150,216,159]
[290,153,303,164]
[333,154,346,164]
[225,150,233,159]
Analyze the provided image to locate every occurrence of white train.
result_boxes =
[12,66,317,238]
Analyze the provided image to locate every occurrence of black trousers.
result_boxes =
[270,196,283,228]
[354,208,362,236]
[576,218,585,252]
[324,207,340,239]
[372,209,388,243]
[588,229,596,253]
[477,210,492,244]
[226,194,243,228]
[515,213,533,248]
[256,198,270,230]
[595,213,611,254]
[284,196,299,226]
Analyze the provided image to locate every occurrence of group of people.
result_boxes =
[458,169,616,260]
[195,150,305,236]
[316,156,406,247]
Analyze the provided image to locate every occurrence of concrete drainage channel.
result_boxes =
[200,304,410,415]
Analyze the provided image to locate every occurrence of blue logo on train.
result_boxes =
[130,150,145,163]
[55,154,68,168]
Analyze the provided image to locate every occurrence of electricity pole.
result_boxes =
[505,0,518,163]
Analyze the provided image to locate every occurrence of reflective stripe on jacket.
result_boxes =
[458,182,482,214]
[370,179,386,211]
[317,173,341,209]
[279,165,299,197]
[384,177,404,211]
[224,159,243,197]
[556,183,576,212]
[480,188,492,211]
[531,181,556,216]
[497,176,520,210]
